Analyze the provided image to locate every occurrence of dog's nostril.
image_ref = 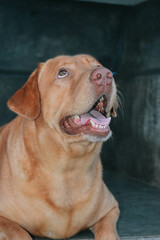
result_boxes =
[97,73,102,80]
[106,71,113,79]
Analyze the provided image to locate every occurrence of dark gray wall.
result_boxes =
[103,0,160,187]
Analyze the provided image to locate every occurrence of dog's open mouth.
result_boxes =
[60,95,111,137]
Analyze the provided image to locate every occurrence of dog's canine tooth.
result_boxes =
[99,96,104,101]
[106,112,111,118]
[90,120,95,127]
[74,115,80,120]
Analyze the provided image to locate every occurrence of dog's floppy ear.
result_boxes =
[7,64,43,120]
[111,100,119,118]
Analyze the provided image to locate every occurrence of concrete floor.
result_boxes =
[33,170,160,240]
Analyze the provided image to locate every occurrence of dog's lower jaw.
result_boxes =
[82,130,112,143]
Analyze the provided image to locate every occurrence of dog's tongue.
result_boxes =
[81,110,111,125]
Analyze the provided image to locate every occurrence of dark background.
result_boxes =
[0,0,160,188]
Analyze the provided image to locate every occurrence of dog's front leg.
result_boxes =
[91,206,120,240]
[0,216,32,240]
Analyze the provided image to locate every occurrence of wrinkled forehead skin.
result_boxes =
[38,55,103,135]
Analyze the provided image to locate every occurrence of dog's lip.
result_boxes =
[60,95,112,136]
[60,115,111,136]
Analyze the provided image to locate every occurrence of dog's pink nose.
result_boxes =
[90,67,113,85]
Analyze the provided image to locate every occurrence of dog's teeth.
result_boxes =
[90,120,95,127]
[106,112,110,118]
[99,96,104,101]
[74,115,80,119]
[90,120,107,130]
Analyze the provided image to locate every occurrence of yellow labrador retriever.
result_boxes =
[0,55,119,240]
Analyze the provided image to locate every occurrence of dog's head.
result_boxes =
[8,55,118,143]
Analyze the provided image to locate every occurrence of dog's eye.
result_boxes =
[58,69,68,78]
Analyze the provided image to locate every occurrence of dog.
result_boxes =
[0,55,119,240]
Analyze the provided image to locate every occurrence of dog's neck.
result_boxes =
[19,116,102,174]
[33,114,102,156]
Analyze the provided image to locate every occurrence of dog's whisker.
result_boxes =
[116,93,125,120]
[117,97,125,120]
[117,89,125,101]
